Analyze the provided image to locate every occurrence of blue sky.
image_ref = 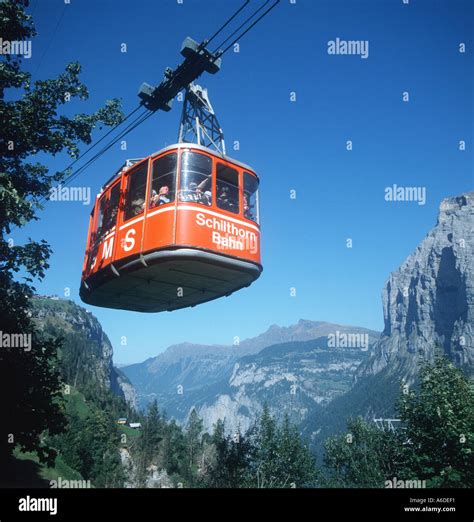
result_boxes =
[14,0,473,364]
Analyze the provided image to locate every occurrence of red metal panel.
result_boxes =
[142,151,177,254]
[84,187,118,277]
[175,148,261,264]
[175,203,260,264]
[114,159,149,264]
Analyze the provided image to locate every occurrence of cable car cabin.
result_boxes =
[79,143,262,313]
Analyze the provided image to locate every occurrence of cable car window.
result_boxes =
[150,153,177,208]
[124,161,148,221]
[101,184,120,233]
[244,172,259,223]
[95,194,107,240]
[179,151,212,206]
[216,163,239,214]
[88,207,96,247]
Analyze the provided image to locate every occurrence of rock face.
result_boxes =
[30,297,136,406]
[121,322,380,432]
[195,336,377,434]
[112,369,138,410]
[122,342,235,408]
[119,447,173,488]
[122,320,372,407]
[359,191,474,380]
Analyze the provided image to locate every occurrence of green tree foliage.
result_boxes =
[51,402,125,487]
[136,400,164,486]
[248,407,317,488]
[186,408,203,469]
[323,417,402,487]
[276,414,318,487]
[398,355,474,487]
[160,419,188,482]
[84,410,125,488]
[201,420,252,488]
[51,409,125,488]
[324,355,474,488]
[144,400,163,451]
[0,0,122,466]
[133,403,190,486]
[133,405,317,489]
[202,407,317,488]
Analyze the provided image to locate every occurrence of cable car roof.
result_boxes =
[152,143,258,178]
[99,142,258,194]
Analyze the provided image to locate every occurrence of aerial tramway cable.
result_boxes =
[216,0,280,56]
[212,0,270,53]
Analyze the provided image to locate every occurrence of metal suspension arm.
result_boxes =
[178,84,226,155]
[138,37,222,113]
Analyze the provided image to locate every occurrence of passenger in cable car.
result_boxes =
[130,190,145,216]
[150,186,171,207]
[243,194,253,220]
[106,207,118,229]
[243,172,258,222]
[179,178,211,205]
[179,181,198,202]
[195,186,211,205]
[158,185,171,204]
[150,189,159,207]
[217,184,238,213]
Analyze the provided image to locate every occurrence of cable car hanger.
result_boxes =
[74,1,280,313]
[178,83,226,156]
[41,0,279,197]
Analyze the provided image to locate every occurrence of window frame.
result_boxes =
[101,182,120,234]
[215,161,240,215]
[87,206,96,252]
[178,150,213,206]
[243,171,259,224]
[122,159,149,222]
[149,152,178,209]
[94,192,108,242]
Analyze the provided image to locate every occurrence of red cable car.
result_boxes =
[79,140,262,312]
[77,24,277,312]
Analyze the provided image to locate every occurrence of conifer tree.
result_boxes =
[398,355,474,487]
[0,0,122,467]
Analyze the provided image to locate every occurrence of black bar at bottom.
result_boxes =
[0,488,471,522]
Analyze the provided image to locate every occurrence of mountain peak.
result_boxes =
[297,319,322,326]
[267,323,281,331]
[438,191,474,225]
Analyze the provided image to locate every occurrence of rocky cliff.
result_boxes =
[30,297,137,407]
[195,335,378,434]
[302,192,474,451]
[359,191,474,380]
[122,320,374,408]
